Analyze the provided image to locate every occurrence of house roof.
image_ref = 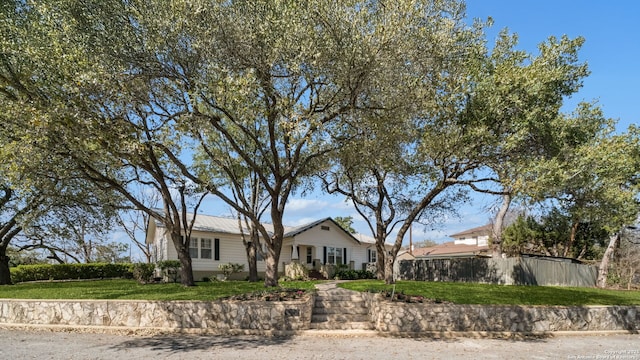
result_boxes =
[412,241,490,258]
[282,217,361,244]
[151,213,363,243]
[352,233,394,247]
[449,224,493,238]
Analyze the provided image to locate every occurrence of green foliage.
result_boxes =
[157,260,181,283]
[7,246,48,267]
[131,263,155,284]
[11,263,133,283]
[218,263,245,279]
[3,0,638,287]
[334,216,356,234]
[340,280,640,306]
[334,269,376,280]
[502,212,609,260]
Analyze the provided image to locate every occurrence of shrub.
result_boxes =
[157,260,181,283]
[218,263,244,280]
[131,263,155,284]
[11,263,133,283]
[334,269,376,280]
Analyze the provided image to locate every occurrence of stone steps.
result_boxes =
[310,321,374,330]
[310,283,374,331]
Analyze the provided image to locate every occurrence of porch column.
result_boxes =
[291,244,299,263]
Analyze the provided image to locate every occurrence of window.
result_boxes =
[326,246,343,265]
[189,238,199,259]
[368,249,377,263]
[336,248,343,265]
[201,238,212,259]
[306,247,312,264]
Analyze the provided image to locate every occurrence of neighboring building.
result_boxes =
[412,224,492,259]
[450,224,492,246]
[396,249,415,261]
[145,214,392,280]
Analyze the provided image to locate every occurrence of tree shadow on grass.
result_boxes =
[109,333,293,354]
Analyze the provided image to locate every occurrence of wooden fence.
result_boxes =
[396,257,598,287]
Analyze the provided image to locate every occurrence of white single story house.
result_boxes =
[145,214,392,280]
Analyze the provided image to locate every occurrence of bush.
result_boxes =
[11,263,134,283]
[157,260,181,283]
[334,269,376,280]
[131,263,155,284]
[218,263,244,280]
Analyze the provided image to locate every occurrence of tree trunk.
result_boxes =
[564,221,579,258]
[245,239,259,282]
[597,233,619,288]
[383,255,395,284]
[264,247,280,287]
[171,233,195,286]
[375,239,386,280]
[491,193,511,258]
[0,251,11,285]
[264,209,284,287]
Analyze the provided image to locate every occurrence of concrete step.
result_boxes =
[314,299,367,307]
[311,313,371,323]
[315,294,365,302]
[309,321,375,330]
[312,305,369,315]
[310,283,374,331]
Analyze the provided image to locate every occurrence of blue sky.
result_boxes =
[123,2,639,256]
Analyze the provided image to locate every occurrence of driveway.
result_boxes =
[0,328,638,359]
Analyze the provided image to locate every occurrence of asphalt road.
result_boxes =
[0,328,639,360]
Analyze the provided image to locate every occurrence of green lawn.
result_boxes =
[2,279,638,305]
[339,280,640,306]
[0,279,319,301]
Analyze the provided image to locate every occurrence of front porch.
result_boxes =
[283,244,375,279]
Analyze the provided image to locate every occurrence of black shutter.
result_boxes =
[367,249,371,263]
[344,248,347,265]
[214,238,220,260]
[323,246,327,264]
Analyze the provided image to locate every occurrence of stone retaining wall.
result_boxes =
[0,297,313,333]
[362,293,639,334]
[1,294,638,335]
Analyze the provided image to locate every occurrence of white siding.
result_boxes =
[454,235,489,246]
[287,220,374,269]
[150,218,395,275]
[155,229,269,273]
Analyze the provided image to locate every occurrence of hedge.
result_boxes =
[11,263,139,283]
[334,269,376,280]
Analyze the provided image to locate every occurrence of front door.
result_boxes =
[306,246,313,268]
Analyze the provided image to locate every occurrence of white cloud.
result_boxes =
[286,198,330,212]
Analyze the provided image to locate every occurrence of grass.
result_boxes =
[0,279,319,301]
[339,280,640,306]
[2,279,638,305]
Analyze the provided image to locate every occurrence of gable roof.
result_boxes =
[283,217,361,244]
[412,241,489,258]
[352,233,394,247]
[151,213,362,243]
[450,224,493,238]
